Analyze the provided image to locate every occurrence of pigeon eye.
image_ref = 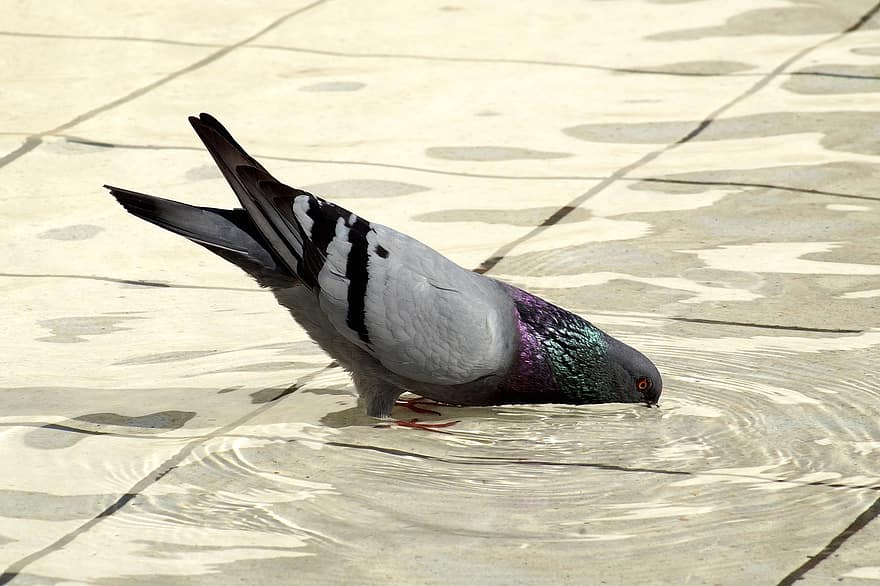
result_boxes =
[636,377,651,392]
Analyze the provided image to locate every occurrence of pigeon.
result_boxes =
[106,114,662,417]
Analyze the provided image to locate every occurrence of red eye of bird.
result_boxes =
[636,377,651,392]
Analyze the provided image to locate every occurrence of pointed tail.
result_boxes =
[187,113,307,277]
[106,185,296,288]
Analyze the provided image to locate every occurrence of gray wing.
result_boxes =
[316,207,519,384]
[189,113,519,385]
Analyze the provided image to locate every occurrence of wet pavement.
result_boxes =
[2,1,880,584]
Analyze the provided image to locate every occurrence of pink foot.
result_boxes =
[395,396,447,416]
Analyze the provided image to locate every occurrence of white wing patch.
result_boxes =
[291,195,314,239]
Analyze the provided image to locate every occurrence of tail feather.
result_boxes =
[188,113,307,276]
[106,185,296,288]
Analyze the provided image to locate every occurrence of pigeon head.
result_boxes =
[602,335,663,406]
[539,321,663,407]
[504,285,662,406]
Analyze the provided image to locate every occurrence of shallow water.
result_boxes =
[5,314,876,584]
[5,1,880,583]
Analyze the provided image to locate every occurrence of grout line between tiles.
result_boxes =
[0,270,867,335]
[0,272,262,292]
[777,494,880,585]
[0,363,335,585]
[6,29,880,82]
[0,29,779,79]
[0,30,224,47]
[9,134,877,203]
[630,177,880,203]
[0,137,42,170]
[250,44,768,77]
[250,44,880,81]
[662,317,862,334]
[844,1,880,31]
[1,421,876,492]
[325,441,880,492]
[789,70,880,81]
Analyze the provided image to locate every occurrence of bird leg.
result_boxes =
[353,372,401,418]
[354,375,461,431]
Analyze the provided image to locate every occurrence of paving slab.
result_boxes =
[2,2,879,585]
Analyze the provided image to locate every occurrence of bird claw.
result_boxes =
[379,397,461,432]
[395,396,446,416]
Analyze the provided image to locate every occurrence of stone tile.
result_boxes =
[0,36,213,134]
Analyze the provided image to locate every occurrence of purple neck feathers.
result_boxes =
[501,286,557,395]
